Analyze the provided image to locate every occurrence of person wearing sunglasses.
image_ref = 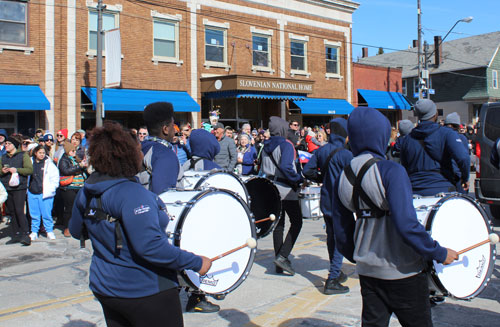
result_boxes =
[137,126,149,142]
[54,129,69,164]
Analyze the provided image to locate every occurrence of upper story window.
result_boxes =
[493,70,498,89]
[205,27,226,64]
[0,0,28,45]
[153,20,177,59]
[402,79,407,96]
[325,45,339,75]
[252,34,270,68]
[291,41,306,72]
[88,10,119,51]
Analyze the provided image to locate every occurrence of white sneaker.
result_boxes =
[29,232,38,241]
[47,232,56,240]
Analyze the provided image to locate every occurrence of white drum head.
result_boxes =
[181,170,249,203]
[429,196,494,299]
[177,190,255,294]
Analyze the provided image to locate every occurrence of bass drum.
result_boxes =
[180,170,249,203]
[413,193,496,300]
[159,189,256,295]
[240,176,281,238]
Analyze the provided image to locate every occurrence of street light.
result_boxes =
[419,16,473,99]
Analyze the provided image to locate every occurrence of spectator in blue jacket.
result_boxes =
[444,112,470,193]
[491,138,500,169]
[140,102,182,194]
[303,118,352,294]
[236,133,257,175]
[261,116,303,276]
[182,129,220,171]
[331,107,458,327]
[69,121,211,327]
[0,129,7,156]
[400,99,470,196]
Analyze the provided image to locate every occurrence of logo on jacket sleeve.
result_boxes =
[134,205,151,215]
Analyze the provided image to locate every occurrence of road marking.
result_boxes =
[247,277,358,326]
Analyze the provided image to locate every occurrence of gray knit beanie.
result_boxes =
[414,99,437,121]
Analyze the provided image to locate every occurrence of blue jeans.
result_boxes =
[324,214,344,280]
[27,191,54,233]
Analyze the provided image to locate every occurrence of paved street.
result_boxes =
[0,199,499,327]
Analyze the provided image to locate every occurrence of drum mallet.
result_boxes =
[210,238,257,262]
[457,233,499,255]
[255,214,276,224]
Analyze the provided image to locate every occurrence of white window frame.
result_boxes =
[324,40,341,79]
[493,70,498,89]
[251,31,273,73]
[402,79,407,96]
[151,11,182,66]
[289,33,309,77]
[203,19,230,70]
[86,2,121,57]
[0,0,33,54]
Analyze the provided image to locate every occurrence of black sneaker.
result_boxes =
[337,271,348,284]
[186,294,220,313]
[274,255,295,276]
[20,235,31,246]
[275,266,284,274]
[6,237,20,245]
[324,278,349,295]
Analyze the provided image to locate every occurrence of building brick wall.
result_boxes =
[352,63,403,107]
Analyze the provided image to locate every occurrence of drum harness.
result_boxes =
[343,157,390,219]
[266,151,300,192]
[137,137,172,190]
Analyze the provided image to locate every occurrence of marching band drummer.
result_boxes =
[182,129,221,171]
[331,107,458,327]
[261,116,303,276]
[140,104,220,313]
[302,118,352,295]
[400,99,470,196]
[69,121,211,327]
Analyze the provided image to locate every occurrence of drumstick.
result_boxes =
[457,233,499,255]
[210,238,257,262]
[255,214,276,224]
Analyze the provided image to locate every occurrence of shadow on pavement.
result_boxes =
[432,301,500,326]
[0,224,10,240]
[218,308,259,327]
[477,263,500,304]
[62,319,97,327]
[277,317,343,327]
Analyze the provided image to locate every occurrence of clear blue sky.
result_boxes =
[352,0,500,60]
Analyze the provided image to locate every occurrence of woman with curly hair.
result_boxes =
[69,121,211,327]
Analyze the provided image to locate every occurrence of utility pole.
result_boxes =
[417,0,423,100]
[96,0,105,127]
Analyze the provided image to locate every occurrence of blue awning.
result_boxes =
[0,84,50,110]
[357,89,412,110]
[293,98,354,115]
[81,88,200,112]
[203,91,305,101]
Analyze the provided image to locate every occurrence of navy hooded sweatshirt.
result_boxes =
[302,118,353,218]
[69,173,202,298]
[141,137,179,195]
[182,129,221,171]
[400,120,470,195]
[331,107,447,278]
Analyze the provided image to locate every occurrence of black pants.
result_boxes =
[6,189,29,237]
[61,188,79,229]
[94,288,183,327]
[359,272,432,327]
[273,199,303,258]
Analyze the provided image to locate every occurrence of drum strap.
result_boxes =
[267,151,299,192]
[344,157,387,218]
[83,189,125,252]
[189,157,204,170]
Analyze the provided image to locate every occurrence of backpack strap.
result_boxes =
[320,147,343,182]
[189,157,204,170]
[343,157,387,218]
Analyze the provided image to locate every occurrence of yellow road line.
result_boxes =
[248,278,358,326]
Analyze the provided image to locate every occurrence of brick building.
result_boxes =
[0,0,359,135]
[353,61,411,126]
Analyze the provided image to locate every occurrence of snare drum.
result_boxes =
[299,186,323,220]
[240,176,281,238]
[413,193,496,299]
[180,170,249,203]
[159,189,256,295]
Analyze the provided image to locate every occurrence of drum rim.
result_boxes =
[242,176,282,239]
[425,193,496,299]
[193,170,250,203]
[174,188,257,295]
